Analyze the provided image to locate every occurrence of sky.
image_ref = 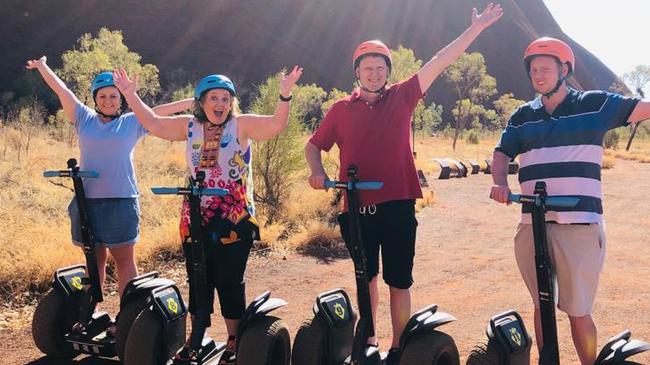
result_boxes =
[542,0,648,80]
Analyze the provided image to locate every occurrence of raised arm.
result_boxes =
[417,3,503,93]
[238,66,303,142]
[152,98,194,116]
[628,99,650,124]
[26,56,82,123]
[113,68,188,141]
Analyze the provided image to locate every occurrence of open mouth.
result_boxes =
[214,110,224,118]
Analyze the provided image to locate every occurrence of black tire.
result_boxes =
[291,317,327,365]
[31,289,80,358]
[115,294,150,362]
[237,316,291,365]
[399,330,460,365]
[123,309,165,365]
[465,342,500,365]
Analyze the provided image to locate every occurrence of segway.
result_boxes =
[124,171,291,364]
[292,165,460,365]
[31,158,183,362]
[469,181,650,364]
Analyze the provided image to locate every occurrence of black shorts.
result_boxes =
[338,199,417,289]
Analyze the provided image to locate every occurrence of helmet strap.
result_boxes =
[542,67,568,98]
[542,78,564,98]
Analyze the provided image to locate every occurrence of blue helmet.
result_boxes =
[90,72,116,96]
[194,74,236,99]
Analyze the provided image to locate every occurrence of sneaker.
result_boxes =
[383,348,399,365]
[218,336,237,365]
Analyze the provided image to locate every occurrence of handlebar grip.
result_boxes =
[151,187,229,196]
[151,187,179,195]
[201,188,229,196]
[355,182,383,190]
[508,193,579,208]
[43,170,98,178]
[77,171,99,178]
[546,197,580,208]
[508,193,521,203]
[43,171,67,178]
[324,180,383,190]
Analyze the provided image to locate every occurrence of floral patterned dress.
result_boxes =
[180,117,259,244]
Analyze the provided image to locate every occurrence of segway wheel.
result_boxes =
[31,289,80,358]
[291,317,327,365]
[237,316,291,365]
[123,309,165,365]
[399,330,460,365]
[115,294,151,361]
[465,342,500,365]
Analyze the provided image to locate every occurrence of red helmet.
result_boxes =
[523,37,575,76]
[352,40,392,71]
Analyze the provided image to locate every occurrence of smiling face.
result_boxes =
[528,55,567,95]
[94,86,122,116]
[356,55,390,92]
[201,88,232,125]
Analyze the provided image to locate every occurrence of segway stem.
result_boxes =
[186,173,214,352]
[346,179,376,362]
[59,159,103,324]
[328,165,383,364]
[510,183,564,365]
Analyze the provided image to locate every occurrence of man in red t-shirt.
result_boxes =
[305,3,503,361]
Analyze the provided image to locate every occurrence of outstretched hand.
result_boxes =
[471,3,504,31]
[279,66,303,98]
[26,56,47,70]
[112,68,139,97]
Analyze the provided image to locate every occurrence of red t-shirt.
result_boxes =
[310,74,424,209]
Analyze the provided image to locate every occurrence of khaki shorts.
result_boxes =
[514,223,606,317]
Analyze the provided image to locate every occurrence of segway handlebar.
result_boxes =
[508,193,579,208]
[324,180,383,191]
[43,170,99,178]
[151,187,229,196]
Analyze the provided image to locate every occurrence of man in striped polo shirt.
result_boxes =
[490,37,650,365]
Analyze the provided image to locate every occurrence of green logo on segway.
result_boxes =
[509,327,522,346]
[167,298,179,314]
[70,276,83,291]
[333,303,345,319]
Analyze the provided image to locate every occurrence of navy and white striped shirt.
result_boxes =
[495,88,639,224]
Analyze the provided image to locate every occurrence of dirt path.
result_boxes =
[3,159,650,365]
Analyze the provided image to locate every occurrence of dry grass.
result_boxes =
[603,149,617,169]
[611,127,650,163]
[0,131,188,297]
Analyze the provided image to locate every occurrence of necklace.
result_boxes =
[199,120,227,168]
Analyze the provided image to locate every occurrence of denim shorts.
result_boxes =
[68,197,140,247]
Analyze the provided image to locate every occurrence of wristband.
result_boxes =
[279,94,292,102]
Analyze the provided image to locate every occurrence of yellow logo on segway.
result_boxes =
[333,303,346,319]
[167,298,179,314]
[71,276,83,291]
[509,327,522,346]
